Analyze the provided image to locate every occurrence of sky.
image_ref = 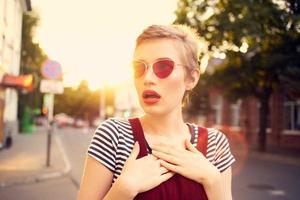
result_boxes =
[31,0,178,90]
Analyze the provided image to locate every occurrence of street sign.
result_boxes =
[40,79,64,94]
[41,60,62,80]
[40,60,63,168]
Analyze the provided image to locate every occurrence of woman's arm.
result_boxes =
[78,142,174,200]
[77,156,134,200]
[221,167,233,199]
[202,166,232,200]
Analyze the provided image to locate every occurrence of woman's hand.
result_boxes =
[115,142,174,198]
[151,139,221,186]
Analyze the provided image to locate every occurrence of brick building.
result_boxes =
[203,88,300,150]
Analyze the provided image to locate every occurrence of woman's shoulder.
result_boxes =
[195,126,235,172]
[94,117,134,141]
[188,123,227,140]
[187,123,226,138]
[206,127,228,140]
[96,117,132,131]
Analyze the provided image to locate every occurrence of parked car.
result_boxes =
[54,113,74,128]
[92,117,101,128]
[73,119,89,128]
[34,116,47,126]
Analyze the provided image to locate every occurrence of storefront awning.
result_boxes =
[0,74,33,91]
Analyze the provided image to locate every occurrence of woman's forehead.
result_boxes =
[133,39,184,62]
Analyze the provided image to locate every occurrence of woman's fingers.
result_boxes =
[152,150,181,165]
[159,171,175,183]
[185,139,199,153]
[148,154,159,161]
[159,159,183,174]
[159,166,169,175]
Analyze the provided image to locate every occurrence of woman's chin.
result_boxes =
[141,106,165,116]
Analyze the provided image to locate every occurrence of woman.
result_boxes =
[78,24,235,200]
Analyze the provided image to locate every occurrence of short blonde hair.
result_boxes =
[135,24,201,104]
[135,24,201,73]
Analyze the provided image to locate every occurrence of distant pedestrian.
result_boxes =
[78,24,235,200]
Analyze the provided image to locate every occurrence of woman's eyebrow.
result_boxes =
[133,57,172,63]
[155,57,171,61]
[133,58,147,62]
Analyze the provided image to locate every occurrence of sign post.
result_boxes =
[40,60,63,167]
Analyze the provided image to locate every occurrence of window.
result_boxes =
[231,99,241,127]
[284,100,300,131]
[212,95,222,125]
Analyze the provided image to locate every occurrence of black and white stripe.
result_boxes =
[87,118,235,182]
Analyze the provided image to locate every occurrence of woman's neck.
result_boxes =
[140,110,188,137]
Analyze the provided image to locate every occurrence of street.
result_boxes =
[233,156,300,200]
[1,126,299,200]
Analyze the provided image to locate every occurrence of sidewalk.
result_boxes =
[249,146,300,166]
[0,126,70,188]
[229,136,300,167]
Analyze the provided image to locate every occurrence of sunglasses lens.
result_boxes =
[153,60,174,78]
[132,61,146,78]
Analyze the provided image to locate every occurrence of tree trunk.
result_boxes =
[258,95,270,152]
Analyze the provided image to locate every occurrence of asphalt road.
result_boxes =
[232,155,300,200]
[61,126,300,200]
[56,127,93,188]
[57,126,300,200]
[1,126,299,200]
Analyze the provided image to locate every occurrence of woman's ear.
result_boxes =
[186,69,200,90]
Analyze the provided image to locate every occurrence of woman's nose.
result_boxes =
[143,66,156,85]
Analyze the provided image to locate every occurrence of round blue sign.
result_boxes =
[41,60,62,80]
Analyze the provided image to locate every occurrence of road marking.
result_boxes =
[268,189,286,196]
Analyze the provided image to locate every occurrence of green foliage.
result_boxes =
[18,12,48,123]
[175,0,295,51]
[175,0,300,104]
[175,0,300,151]
[185,75,212,116]
[54,80,100,124]
[20,13,47,75]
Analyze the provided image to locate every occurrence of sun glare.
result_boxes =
[32,0,178,90]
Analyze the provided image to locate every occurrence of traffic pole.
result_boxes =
[40,59,63,167]
[45,93,54,167]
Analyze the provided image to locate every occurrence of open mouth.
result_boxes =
[142,90,161,104]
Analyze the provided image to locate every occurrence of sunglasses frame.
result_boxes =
[132,57,187,79]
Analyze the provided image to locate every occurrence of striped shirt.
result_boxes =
[87,118,235,183]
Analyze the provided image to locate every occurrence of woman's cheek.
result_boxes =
[164,79,185,103]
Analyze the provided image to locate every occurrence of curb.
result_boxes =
[233,150,300,166]
[249,151,300,166]
[0,133,71,188]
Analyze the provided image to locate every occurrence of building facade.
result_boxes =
[203,88,300,150]
[0,0,31,148]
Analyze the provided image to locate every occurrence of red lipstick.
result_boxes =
[142,90,161,105]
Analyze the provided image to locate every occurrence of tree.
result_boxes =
[18,12,48,129]
[175,0,300,151]
[184,76,211,118]
[54,80,100,125]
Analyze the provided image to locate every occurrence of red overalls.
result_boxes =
[129,118,209,200]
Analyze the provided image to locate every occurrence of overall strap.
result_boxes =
[197,127,208,157]
[128,118,148,158]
